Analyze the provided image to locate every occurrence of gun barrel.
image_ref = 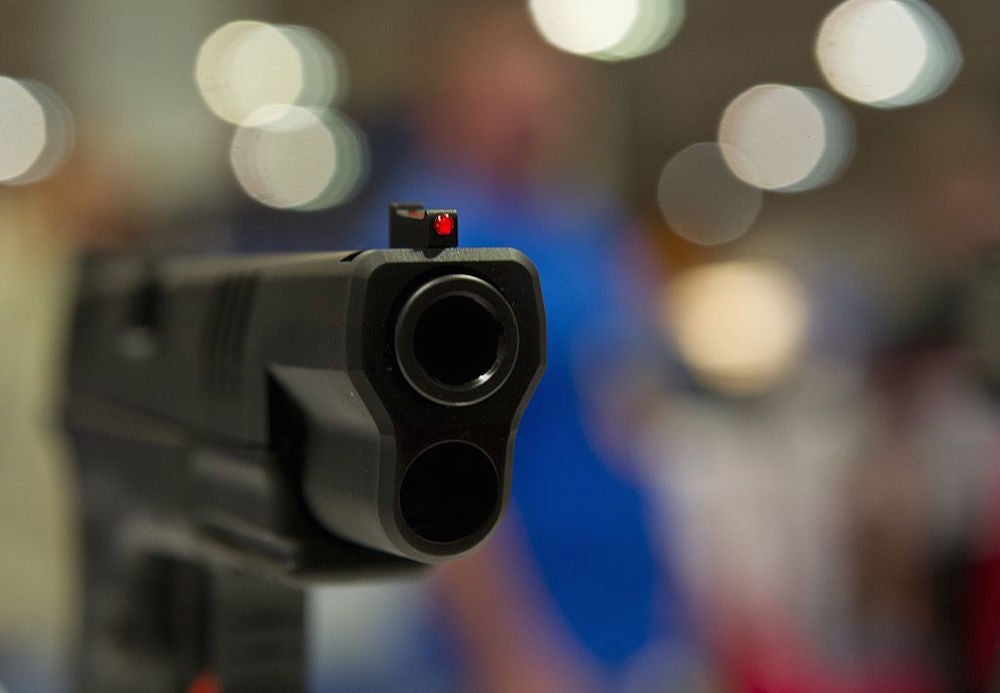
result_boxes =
[67,247,545,574]
[395,272,520,406]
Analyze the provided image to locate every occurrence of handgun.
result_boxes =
[65,204,546,691]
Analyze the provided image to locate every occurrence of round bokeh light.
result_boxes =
[195,20,345,125]
[657,142,763,246]
[0,77,74,185]
[529,0,685,60]
[718,84,854,192]
[815,0,961,108]
[665,260,810,396]
[528,0,640,56]
[230,105,367,211]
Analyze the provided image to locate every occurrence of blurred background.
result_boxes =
[1,0,999,691]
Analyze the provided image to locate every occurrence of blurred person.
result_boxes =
[225,5,694,691]
[886,100,1000,347]
[0,184,77,693]
[630,99,1000,692]
[0,154,137,692]
[631,247,915,692]
[859,100,1000,691]
[351,5,686,683]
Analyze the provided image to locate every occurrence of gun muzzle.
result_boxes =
[68,247,545,571]
[395,273,519,406]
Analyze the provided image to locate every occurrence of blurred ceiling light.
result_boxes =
[195,20,345,125]
[0,77,74,185]
[816,0,961,108]
[598,0,686,61]
[230,105,368,211]
[529,0,685,60]
[656,142,763,246]
[528,0,639,56]
[666,260,809,396]
[282,25,346,108]
[718,84,854,192]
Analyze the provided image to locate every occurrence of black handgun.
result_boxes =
[65,204,546,692]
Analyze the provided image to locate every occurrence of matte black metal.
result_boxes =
[66,244,546,691]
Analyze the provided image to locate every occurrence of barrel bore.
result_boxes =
[399,441,498,543]
[395,274,518,406]
[413,294,499,386]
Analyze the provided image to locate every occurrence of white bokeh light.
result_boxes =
[718,84,854,192]
[0,77,74,185]
[816,0,961,108]
[598,0,686,61]
[282,25,346,109]
[230,106,367,211]
[195,21,345,125]
[665,260,810,396]
[657,143,763,246]
[528,0,640,56]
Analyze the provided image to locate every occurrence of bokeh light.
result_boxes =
[528,0,638,56]
[280,25,346,109]
[665,260,810,396]
[598,0,686,61]
[0,77,74,185]
[656,143,763,246]
[718,84,854,192]
[529,0,683,60]
[816,0,961,108]
[195,20,345,125]
[230,105,368,211]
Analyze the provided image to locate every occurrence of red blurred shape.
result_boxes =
[433,213,455,236]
